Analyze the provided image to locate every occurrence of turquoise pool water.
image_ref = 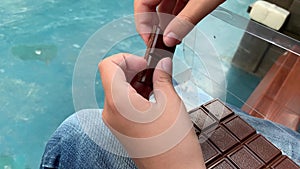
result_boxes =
[0,0,255,168]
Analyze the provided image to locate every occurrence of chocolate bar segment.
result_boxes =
[130,25,176,99]
[208,158,237,169]
[228,146,264,169]
[189,107,217,131]
[269,156,300,169]
[199,136,221,164]
[246,134,281,164]
[206,126,239,153]
[189,99,299,169]
[223,115,256,141]
[203,99,234,121]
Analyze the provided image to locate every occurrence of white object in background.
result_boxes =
[249,0,290,30]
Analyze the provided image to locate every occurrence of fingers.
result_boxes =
[134,0,224,47]
[100,54,169,125]
[134,0,179,43]
[101,53,147,81]
[99,53,147,102]
[134,0,162,43]
[163,0,225,47]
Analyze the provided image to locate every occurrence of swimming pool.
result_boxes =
[0,0,255,168]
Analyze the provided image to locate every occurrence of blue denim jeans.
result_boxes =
[40,107,300,169]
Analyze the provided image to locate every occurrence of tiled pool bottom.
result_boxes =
[0,0,256,168]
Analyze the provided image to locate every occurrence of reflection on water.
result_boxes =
[11,44,57,63]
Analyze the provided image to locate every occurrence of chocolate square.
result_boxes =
[228,146,264,169]
[208,158,237,169]
[189,107,217,131]
[206,126,239,153]
[246,134,281,164]
[223,116,256,141]
[203,99,234,121]
[199,136,221,164]
[269,156,300,169]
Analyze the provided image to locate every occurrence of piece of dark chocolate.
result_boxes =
[189,107,217,131]
[208,158,237,169]
[206,126,239,153]
[228,146,264,169]
[223,115,256,141]
[203,99,234,121]
[199,136,221,164]
[269,156,300,169]
[130,25,176,99]
[245,134,281,164]
[130,68,154,99]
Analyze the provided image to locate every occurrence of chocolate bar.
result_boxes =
[130,25,176,99]
[189,99,299,169]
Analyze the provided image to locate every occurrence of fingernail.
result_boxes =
[157,57,172,75]
[164,32,180,47]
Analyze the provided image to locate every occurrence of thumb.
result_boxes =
[152,57,177,101]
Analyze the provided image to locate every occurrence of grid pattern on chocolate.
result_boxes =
[189,107,217,131]
[189,99,300,169]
